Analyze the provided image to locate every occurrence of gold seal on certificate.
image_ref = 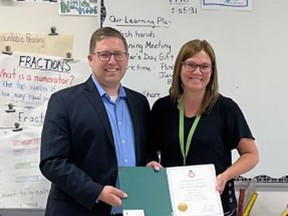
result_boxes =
[177,202,188,212]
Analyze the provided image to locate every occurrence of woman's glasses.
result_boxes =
[182,61,213,74]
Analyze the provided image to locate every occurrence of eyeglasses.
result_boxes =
[182,61,212,74]
[93,51,127,61]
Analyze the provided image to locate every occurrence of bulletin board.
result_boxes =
[0,1,98,59]
[0,1,97,210]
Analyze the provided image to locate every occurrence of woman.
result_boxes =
[148,39,259,215]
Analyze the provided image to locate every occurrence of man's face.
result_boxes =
[88,37,128,90]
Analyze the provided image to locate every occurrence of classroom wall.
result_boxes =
[0,1,287,215]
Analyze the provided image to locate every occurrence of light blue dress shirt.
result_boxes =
[92,76,135,214]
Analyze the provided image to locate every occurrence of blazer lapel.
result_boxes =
[83,77,115,148]
[125,90,141,165]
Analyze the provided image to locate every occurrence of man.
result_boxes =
[40,27,151,216]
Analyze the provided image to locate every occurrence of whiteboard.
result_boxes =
[100,0,288,182]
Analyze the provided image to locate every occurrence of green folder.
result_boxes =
[119,167,173,216]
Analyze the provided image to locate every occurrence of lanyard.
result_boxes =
[179,99,201,165]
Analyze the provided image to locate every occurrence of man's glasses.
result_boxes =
[93,51,127,61]
[182,61,213,74]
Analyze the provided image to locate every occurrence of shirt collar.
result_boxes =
[91,75,126,98]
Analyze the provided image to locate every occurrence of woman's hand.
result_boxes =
[216,173,228,194]
[146,161,162,171]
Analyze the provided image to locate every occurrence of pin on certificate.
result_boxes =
[166,164,224,216]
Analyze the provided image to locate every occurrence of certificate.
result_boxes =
[167,164,223,216]
[119,164,223,216]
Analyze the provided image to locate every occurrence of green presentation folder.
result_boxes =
[119,166,173,216]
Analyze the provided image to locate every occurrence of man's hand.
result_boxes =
[98,185,127,206]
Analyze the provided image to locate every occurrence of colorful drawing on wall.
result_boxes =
[59,0,98,16]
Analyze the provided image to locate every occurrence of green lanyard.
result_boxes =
[179,99,201,165]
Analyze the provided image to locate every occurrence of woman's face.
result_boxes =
[180,50,212,94]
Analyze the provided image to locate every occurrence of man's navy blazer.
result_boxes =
[40,76,151,216]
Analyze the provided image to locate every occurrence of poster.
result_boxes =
[0,52,91,208]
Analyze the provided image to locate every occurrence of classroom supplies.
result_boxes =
[237,188,246,216]
[243,177,257,210]
[280,204,288,216]
[243,191,258,216]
